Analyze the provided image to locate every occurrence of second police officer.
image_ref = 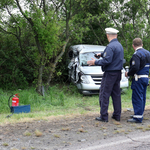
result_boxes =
[125,38,150,123]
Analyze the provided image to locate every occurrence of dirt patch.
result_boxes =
[0,108,150,150]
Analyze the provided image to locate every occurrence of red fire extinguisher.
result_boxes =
[12,94,19,106]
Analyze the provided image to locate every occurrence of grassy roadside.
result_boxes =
[0,84,150,125]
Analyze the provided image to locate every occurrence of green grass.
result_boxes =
[0,83,150,124]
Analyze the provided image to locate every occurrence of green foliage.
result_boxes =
[32,10,61,58]
[0,33,30,90]
[0,84,150,122]
[0,0,150,90]
[69,0,111,45]
[0,84,80,113]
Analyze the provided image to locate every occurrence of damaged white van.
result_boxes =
[68,44,129,95]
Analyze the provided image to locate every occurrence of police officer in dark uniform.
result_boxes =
[87,27,124,122]
[125,38,150,123]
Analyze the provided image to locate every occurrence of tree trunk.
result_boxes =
[45,38,69,91]
[36,63,45,95]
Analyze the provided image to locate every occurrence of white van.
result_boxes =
[68,44,129,95]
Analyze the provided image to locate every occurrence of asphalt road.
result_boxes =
[64,130,150,150]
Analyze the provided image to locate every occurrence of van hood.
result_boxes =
[79,66,103,75]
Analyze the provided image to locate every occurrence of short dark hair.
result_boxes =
[132,38,143,47]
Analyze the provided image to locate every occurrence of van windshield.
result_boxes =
[79,52,102,66]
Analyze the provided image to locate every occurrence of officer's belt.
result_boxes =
[134,74,149,81]
[145,65,150,67]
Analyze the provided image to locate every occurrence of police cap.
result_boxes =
[105,27,119,34]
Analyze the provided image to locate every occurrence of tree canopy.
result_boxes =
[0,0,150,94]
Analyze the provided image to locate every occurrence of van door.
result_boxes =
[68,56,79,83]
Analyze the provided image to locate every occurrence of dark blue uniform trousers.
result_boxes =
[131,78,149,122]
[99,71,121,121]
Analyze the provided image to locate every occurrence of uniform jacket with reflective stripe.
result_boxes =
[128,48,150,76]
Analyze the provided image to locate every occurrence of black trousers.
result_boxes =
[99,71,121,121]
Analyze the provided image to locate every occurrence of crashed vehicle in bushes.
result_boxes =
[68,44,129,95]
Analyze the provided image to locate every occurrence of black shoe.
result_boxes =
[130,115,134,118]
[127,118,141,123]
[95,117,108,122]
[112,116,120,121]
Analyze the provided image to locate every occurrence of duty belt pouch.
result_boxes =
[134,74,138,81]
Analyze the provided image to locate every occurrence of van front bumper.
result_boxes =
[76,80,129,95]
